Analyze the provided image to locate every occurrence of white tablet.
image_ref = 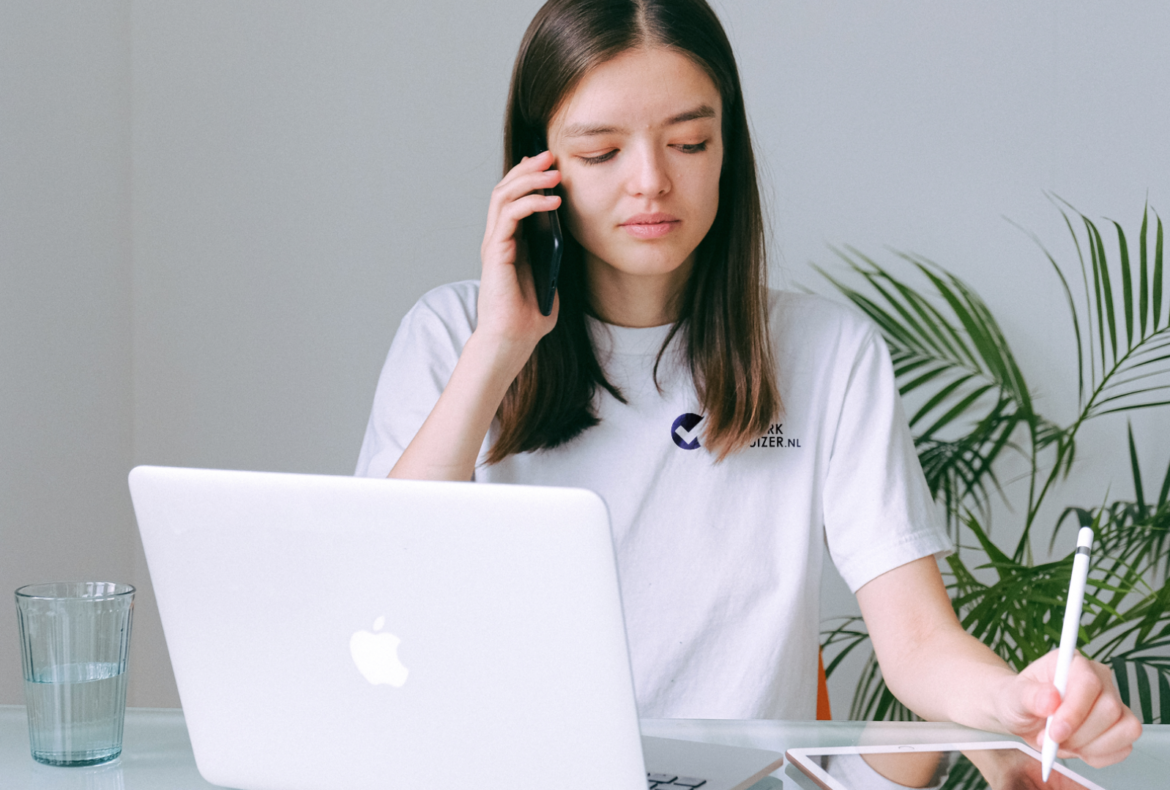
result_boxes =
[785,741,1106,790]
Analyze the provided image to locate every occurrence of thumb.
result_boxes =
[1001,674,1061,733]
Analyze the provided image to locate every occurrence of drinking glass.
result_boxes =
[15,582,135,766]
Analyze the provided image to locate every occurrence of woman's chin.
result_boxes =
[586,253,693,284]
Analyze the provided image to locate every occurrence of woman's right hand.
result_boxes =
[388,151,563,482]
[475,149,562,365]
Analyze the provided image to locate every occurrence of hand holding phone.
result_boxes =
[520,136,564,317]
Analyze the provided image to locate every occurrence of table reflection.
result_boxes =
[28,758,125,790]
[818,748,1099,790]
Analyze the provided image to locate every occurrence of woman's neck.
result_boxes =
[584,253,694,328]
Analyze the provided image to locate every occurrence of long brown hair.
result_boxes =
[489,0,779,463]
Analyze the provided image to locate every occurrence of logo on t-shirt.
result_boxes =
[671,413,704,450]
[749,422,802,449]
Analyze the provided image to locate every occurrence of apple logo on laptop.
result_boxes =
[350,616,409,687]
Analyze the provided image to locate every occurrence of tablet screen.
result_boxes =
[788,743,1105,790]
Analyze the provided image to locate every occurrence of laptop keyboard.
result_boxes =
[647,773,707,788]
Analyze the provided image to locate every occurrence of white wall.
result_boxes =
[0,2,139,703]
[2,0,1168,713]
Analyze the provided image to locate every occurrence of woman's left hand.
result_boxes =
[994,650,1142,768]
[859,557,1143,769]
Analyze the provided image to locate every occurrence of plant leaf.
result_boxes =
[1135,578,1170,646]
[1156,213,1165,330]
[1129,422,1148,519]
[917,385,996,443]
[908,373,977,428]
[901,365,955,399]
[1159,455,1170,509]
[1089,217,1119,367]
[1160,669,1170,724]
[1087,216,1110,373]
[1013,214,1088,407]
[1112,657,1131,709]
[1113,220,1135,348]
[1136,660,1154,722]
[1140,204,1150,338]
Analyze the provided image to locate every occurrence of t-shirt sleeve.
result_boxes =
[822,325,953,592]
[354,283,478,479]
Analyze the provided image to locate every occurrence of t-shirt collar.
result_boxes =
[586,315,677,358]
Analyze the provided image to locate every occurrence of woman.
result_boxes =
[356,0,1140,767]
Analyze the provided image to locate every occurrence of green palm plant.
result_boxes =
[818,201,1170,725]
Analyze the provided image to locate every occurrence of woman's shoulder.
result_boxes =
[766,289,879,345]
[765,289,897,401]
[385,280,482,353]
[412,279,480,317]
[400,279,480,331]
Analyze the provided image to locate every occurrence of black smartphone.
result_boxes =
[520,136,564,317]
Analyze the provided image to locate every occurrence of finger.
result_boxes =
[484,150,558,231]
[1044,655,1106,745]
[1059,695,1142,759]
[1055,693,1124,754]
[514,148,554,169]
[1018,676,1062,722]
[497,150,557,194]
[494,165,561,206]
[484,167,562,232]
[490,193,562,246]
[481,194,562,268]
[999,674,1060,740]
[484,188,561,239]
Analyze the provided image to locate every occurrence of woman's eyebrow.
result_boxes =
[561,103,717,139]
[665,104,716,125]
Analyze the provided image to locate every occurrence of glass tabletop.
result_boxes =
[2,705,1166,789]
[641,718,1170,789]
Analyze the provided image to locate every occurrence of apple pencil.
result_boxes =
[1041,526,1094,782]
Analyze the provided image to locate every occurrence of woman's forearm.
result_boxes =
[389,332,531,481]
[881,615,1018,731]
[856,556,1016,729]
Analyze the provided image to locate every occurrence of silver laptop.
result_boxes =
[129,466,783,790]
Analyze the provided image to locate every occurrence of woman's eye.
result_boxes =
[675,141,708,154]
[579,150,618,166]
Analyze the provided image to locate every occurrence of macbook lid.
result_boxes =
[129,466,646,790]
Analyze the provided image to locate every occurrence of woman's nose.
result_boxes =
[625,144,671,198]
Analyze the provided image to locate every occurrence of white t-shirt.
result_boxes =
[355,281,952,720]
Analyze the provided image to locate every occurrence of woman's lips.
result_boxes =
[620,213,680,240]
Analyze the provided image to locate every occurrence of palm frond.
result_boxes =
[1049,199,1170,420]
[1108,653,1170,724]
[819,200,1170,724]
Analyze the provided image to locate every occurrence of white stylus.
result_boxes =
[1041,526,1094,781]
